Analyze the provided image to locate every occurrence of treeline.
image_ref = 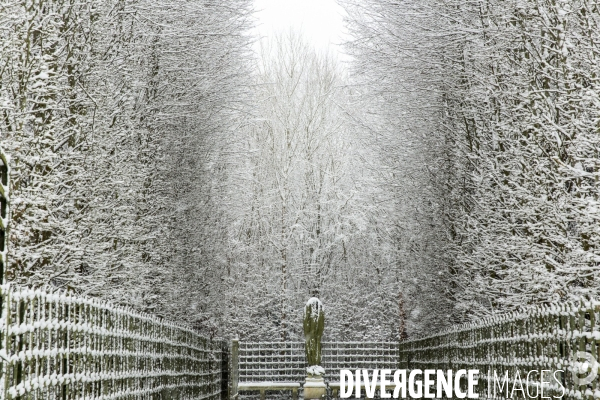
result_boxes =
[343,0,600,332]
[0,0,251,330]
[7,0,596,341]
[0,0,408,341]
[213,34,404,341]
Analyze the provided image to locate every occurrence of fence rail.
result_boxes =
[0,284,226,400]
[399,299,600,400]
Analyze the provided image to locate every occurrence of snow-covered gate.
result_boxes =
[234,341,399,383]
[0,284,229,400]
[231,340,399,397]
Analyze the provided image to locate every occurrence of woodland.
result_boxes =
[1,0,599,341]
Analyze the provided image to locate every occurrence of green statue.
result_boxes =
[303,297,324,367]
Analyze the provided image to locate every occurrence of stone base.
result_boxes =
[304,376,326,400]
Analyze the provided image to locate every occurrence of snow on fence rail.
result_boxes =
[398,299,600,400]
[0,284,227,400]
[237,341,399,383]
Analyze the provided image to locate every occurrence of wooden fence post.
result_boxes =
[229,338,239,400]
[0,149,9,286]
[0,149,10,400]
[221,339,229,400]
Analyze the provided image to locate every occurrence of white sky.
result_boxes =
[252,0,348,56]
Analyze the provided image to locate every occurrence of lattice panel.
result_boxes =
[238,342,305,383]
[399,300,600,400]
[238,341,399,383]
[0,284,224,400]
[321,342,399,382]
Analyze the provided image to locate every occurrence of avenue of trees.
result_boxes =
[2,0,600,339]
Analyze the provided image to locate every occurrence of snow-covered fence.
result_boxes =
[0,284,226,400]
[236,341,399,384]
[398,299,600,399]
[320,342,399,382]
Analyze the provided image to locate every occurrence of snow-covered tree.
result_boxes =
[342,0,600,329]
[212,33,404,341]
[0,0,253,331]
[341,0,457,335]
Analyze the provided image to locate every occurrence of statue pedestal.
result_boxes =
[304,376,326,400]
